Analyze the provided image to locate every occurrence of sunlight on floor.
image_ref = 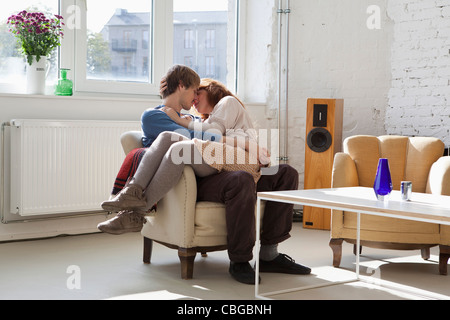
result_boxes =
[261,253,450,300]
[108,290,197,300]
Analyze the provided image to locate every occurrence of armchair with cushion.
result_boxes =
[330,135,450,275]
[120,131,265,280]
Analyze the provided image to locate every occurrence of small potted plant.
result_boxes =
[7,10,64,94]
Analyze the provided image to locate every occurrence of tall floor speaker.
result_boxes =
[303,99,344,230]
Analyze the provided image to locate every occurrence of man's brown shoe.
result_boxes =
[97,210,146,235]
[101,184,146,212]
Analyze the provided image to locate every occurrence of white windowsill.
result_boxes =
[0,91,267,107]
[0,91,163,103]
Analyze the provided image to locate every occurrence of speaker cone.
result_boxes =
[307,128,332,153]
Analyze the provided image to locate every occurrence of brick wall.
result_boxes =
[387,0,450,146]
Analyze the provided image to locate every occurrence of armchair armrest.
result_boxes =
[142,166,198,248]
[426,156,450,196]
[332,153,359,188]
[121,131,144,155]
[120,130,199,247]
[331,153,359,238]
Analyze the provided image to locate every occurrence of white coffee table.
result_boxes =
[255,187,450,300]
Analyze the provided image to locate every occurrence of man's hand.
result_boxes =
[160,78,168,97]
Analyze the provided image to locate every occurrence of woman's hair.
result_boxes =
[161,65,201,99]
[198,78,245,120]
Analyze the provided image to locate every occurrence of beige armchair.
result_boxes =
[330,135,450,275]
[120,131,227,279]
[120,131,266,280]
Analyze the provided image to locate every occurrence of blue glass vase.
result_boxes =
[373,158,393,201]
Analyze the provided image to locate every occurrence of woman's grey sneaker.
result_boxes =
[97,210,146,235]
[101,184,146,212]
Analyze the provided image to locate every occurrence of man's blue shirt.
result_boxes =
[141,106,222,148]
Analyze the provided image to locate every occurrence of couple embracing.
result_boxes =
[98,65,311,285]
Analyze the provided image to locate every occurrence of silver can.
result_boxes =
[401,181,412,201]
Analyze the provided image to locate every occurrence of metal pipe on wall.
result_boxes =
[284,0,290,164]
[277,0,283,163]
[277,0,291,164]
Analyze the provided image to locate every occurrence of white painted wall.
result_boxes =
[269,0,394,186]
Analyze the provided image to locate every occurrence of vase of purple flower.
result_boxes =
[7,10,64,94]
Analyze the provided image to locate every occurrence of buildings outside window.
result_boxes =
[184,29,194,49]
[205,56,215,77]
[173,11,227,84]
[206,29,215,49]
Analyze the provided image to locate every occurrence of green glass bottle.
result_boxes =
[55,68,73,96]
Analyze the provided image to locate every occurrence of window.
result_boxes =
[1,0,241,96]
[206,29,215,49]
[184,56,193,68]
[205,56,215,77]
[173,0,238,92]
[75,0,155,93]
[184,29,194,49]
[0,0,59,93]
[142,30,149,49]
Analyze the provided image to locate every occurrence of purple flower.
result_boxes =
[7,10,65,64]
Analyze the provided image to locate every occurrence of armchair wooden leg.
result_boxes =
[178,248,196,280]
[421,248,430,261]
[353,244,362,256]
[439,245,450,276]
[143,237,153,265]
[329,239,343,268]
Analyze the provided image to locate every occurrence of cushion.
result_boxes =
[195,202,227,238]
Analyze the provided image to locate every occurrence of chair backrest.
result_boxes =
[344,135,444,192]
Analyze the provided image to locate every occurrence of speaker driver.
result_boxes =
[307,128,332,153]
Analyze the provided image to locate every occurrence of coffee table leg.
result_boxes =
[356,212,361,278]
[255,197,262,298]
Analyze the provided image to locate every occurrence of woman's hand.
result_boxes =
[161,107,192,128]
[258,147,271,167]
[161,107,179,120]
[221,137,271,167]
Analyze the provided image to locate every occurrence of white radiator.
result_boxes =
[9,119,141,217]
